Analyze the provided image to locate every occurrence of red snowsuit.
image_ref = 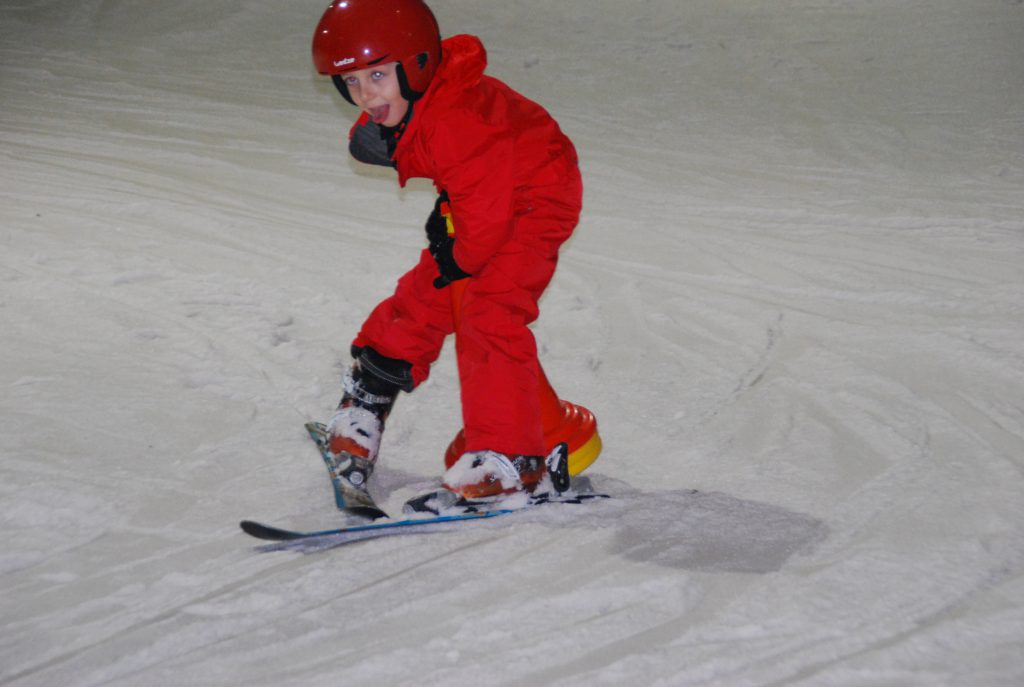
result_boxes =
[351,34,582,457]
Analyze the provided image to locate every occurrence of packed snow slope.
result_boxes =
[2,0,1023,685]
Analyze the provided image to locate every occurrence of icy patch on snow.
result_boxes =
[604,486,829,574]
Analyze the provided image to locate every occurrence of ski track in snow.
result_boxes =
[2,0,1024,685]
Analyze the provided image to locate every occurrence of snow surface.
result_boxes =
[2,0,1023,684]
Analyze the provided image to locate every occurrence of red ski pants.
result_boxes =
[352,178,582,457]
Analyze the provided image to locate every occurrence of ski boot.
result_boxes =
[441,443,570,501]
[325,347,412,510]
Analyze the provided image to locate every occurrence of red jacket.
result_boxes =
[360,34,580,275]
[349,35,583,455]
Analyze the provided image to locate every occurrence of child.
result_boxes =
[311,0,585,501]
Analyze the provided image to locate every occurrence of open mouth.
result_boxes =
[368,105,390,124]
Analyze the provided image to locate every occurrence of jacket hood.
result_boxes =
[431,34,487,96]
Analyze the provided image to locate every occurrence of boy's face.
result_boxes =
[341,62,410,128]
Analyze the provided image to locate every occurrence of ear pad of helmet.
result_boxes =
[331,74,355,105]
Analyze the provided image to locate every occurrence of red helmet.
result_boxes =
[312,0,441,101]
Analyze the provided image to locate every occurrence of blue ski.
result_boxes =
[240,509,514,545]
[240,491,608,548]
[247,428,610,549]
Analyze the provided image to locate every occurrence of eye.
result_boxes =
[371,70,386,80]
[344,75,358,86]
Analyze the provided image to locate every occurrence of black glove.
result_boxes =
[428,237,468,288]
[424,191,450,251]
[430,236,471,289]
[425,190,470,288]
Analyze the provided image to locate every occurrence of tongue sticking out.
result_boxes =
[368,105,390,124]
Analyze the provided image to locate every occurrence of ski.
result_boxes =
[243,428,611,549]
[240,491,608,548]
[305,420,388,520]
[240,509,513,543]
